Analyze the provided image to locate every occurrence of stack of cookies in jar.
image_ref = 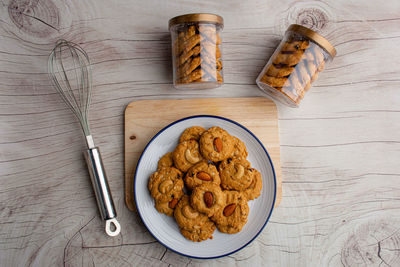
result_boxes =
[148,126,262,242]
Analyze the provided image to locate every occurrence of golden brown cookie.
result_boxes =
[179,69,204,84]
[179,56,202,77]
[157,152,174,169]
[179,126,206,143]
[154,198,179,217]
[180,221,216,242]
[273,50,304,66]
[260,75,290,88]
[190,183,224,217]
[185,161,221,191]
[219,157,253,191]
[174,26,196,54]
[179,45,201,66]
[173,139,203,172]
[199,127,234,162]
[148,167,184,203]
[174,195,216,241]
[242,168,262,200]
[178,34,201,54]
[265,64,295,77]
[281,40,309,52]
[232,136,248,159]
[211,191,249,234]
[216,60,222,71]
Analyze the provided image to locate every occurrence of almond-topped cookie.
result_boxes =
[173,139,203,172]
[185,161,221,190]
[190,183,224,217]
[219,157,253,191]
[211,191,249,234]
[199,127,234,162]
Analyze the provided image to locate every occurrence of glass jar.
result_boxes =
[256,24,336,107]
[169,13,224,89]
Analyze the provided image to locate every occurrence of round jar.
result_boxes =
[256,24,336,107]
[169,13,224,89]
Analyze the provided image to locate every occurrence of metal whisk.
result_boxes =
[48,40,121,237]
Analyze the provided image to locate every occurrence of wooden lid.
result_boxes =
[169,13,224,30]
[287,24,336,58]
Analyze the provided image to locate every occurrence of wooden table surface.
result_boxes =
[1,0,400,266]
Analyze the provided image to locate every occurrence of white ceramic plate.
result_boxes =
[134,115,276,259]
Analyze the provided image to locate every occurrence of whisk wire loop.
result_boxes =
[48,40,92,137]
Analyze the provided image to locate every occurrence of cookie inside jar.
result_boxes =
[256,24,336,107]
[169,14,224,89]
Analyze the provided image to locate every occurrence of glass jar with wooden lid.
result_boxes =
[169,13,224,89]
[256,24,336,107]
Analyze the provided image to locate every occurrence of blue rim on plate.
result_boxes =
[134,115,277,259]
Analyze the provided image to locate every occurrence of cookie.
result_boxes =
[179,56,202,77]
[185,161,221,191]
[273,50,304,66]
[157,152,174,169]
[260,75,290,88]
[174,195,216,241]
[281,40,309,52]
[154,198,178,216]
[179,45,201,66]
[211,191,249,234]
[148,167,184,202]
[232,136,248,159]
[180,221,216,242]
[242,168,262,200]
[265,64,295,77]
[179,126,206,143]
[178,34,201,54]
[190,183,224,217]
[219,157,253,191]
[173,140,203,172]
[174,26,196,54]
[199,127,234,162]
[179,68,204,84]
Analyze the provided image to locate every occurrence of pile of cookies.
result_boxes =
[148,126,262,242]
[172,23,223,86]
[258,34,328,105]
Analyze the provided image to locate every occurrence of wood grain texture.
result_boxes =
[124,97,282,211]
[1,0,400,266]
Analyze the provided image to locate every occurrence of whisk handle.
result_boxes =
[85,147,121,237]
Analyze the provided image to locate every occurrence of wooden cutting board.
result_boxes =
[125,97,282,211]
